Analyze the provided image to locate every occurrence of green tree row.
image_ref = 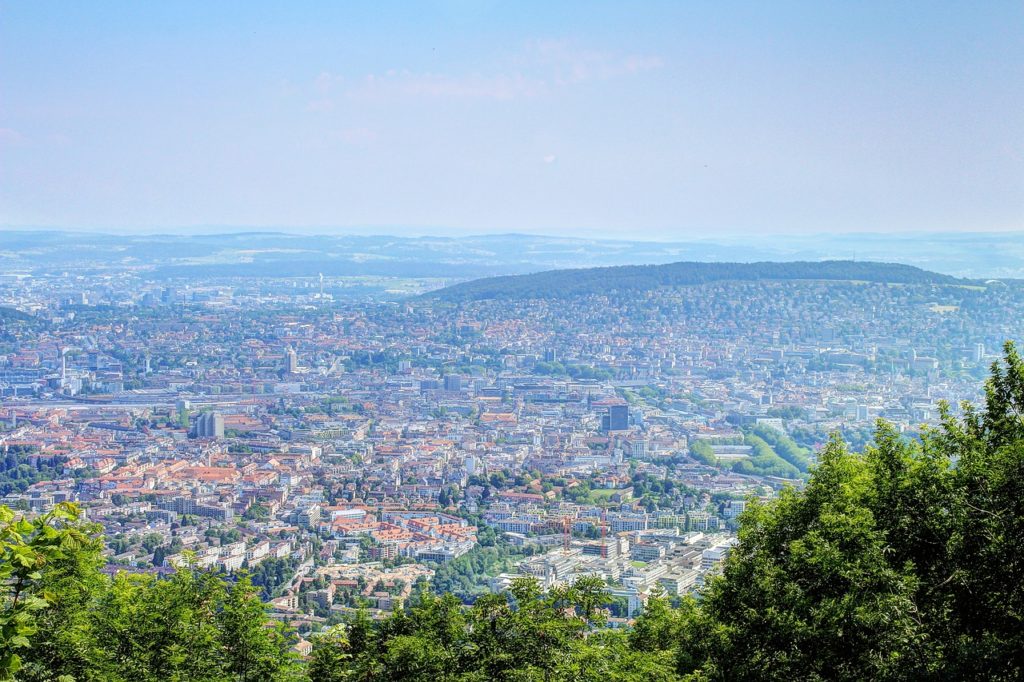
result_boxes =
[428,542,535,602]
[308,576,675,682]
[0,506,299,681]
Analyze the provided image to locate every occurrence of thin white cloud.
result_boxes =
[306,40,662,106]
[351,70,545,101]
[307,71,346,110]
[524,39,664,86]
[314,71,342,94]
[0,128,26,145]
[306,99,335,112]
[330,127,377,145]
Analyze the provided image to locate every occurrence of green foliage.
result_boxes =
[0,503,96,680]
[0,450,69,496]
[0,505,299,682]
[749,423,812,471]
[14,506,107,682]
[688,440,718,467]
[672,342,1024,680]
[243,504,271,521]
[731,433,801,479]
[314,576,681,681]
[218,575,298,681]
[428,260,958,302]
[0,307,34,324]
[765,405,809,421]
[91,569,227,681]
[307,626,350,682]
[429,540,534,602]
[248,556,301,600]
[681,437,921,680]
[533,361,613,381]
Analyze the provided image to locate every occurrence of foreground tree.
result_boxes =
[218,575,298,682]
[14,504,106,682]
[935,341,1024,678]
[0,503,100,681]
[307,626,351,682]
[675,341,1024,681]
[678,437,923,680]
[0,509,300,682]
[310,576,683,682]
[88,567,301,682]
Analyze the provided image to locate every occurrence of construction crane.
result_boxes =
[320,354,345,376]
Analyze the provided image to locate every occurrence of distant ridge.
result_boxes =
[0,306,33,323]
[425,260,963,302]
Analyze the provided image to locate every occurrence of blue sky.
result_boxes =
[1,1,1021,238]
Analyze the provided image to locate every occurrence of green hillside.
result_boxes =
[427,260,962,302]
[0,306,33,323]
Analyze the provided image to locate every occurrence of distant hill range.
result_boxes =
[425,260,964,302]
[0,306,33,323]
[3,230,1024,280]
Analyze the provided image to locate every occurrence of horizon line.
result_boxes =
[2,225,1023,243]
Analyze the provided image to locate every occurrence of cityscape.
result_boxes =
[3,1,1022,679]
[1,245,1018,642]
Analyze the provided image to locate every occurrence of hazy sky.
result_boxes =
[1,1,1022,238]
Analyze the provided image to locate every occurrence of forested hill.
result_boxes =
[426,260,962,302]
[0,306,33,323]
